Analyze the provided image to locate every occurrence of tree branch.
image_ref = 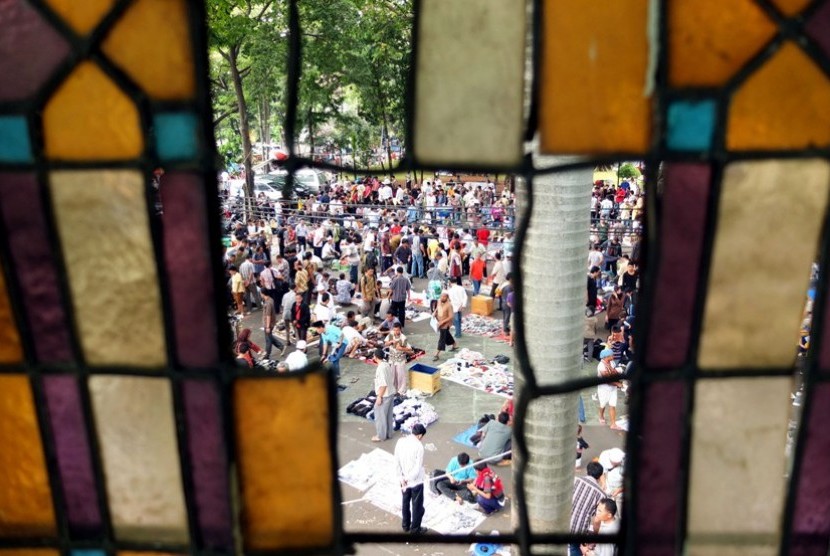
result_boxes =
[254,0,275,21]
[213,110,235,126]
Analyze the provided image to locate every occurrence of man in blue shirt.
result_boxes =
[314,320,347,378]
[430,452,476,503]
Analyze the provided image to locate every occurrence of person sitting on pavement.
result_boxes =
[284,340,309,371]
[466,460,506,515]
[477,411,512,466]
[234,328,262,368]
[431,452,476,504]
[342,324,368,358]
[378,311,402,337]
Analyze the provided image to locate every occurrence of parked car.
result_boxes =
[268,168,328,194]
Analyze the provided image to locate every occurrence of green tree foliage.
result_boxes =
[207,0,413,185]
[618,162,641,180]
[207,0,285,213]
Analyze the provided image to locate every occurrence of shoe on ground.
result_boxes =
[409,527,428,535]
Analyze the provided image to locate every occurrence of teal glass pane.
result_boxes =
[0,115,33,162]
[154,112,198,161]
[667,99,717,151]
[71,551,105,556]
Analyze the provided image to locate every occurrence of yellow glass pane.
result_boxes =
[89,377,188,544]
[50,170,167,367]
[769,0,811,16]
[43,0,115,35]
[43,62,143,160]
[0,376,56,536]
[235,374,333,550]
[687,378,791,552]
[0,265,22,364]
[413,0,525,166]
[669,0,776,86]
[699,159,830,369]
[727,42,830,150]
[102,0,195,100]
[539,0,650,153]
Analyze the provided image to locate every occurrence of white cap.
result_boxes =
[296,340,307,350]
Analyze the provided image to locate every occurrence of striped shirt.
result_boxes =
[571,475,605,534]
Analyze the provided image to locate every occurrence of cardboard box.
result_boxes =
[409,363,441,394]
[471,295,494,316]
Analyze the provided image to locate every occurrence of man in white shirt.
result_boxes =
[447,277,468,338]
[284,340,308,371]
[312,225,326,258]
[582,498,619,556]
[394,423,428,534]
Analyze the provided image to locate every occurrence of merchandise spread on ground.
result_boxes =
[339,448,488,535]
[438,349,514,398]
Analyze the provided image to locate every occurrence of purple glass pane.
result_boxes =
[43,375,102,537]
[183,380,233,550]
[160,172,219,368]
[635,380,685,553]
[646,164,711,368]
[0,0,70,101]
[806,2,830,62]
[790,382,830,556]
[0,172,73,363]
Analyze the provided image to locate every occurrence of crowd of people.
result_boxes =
[224,182,517,373]
[220,171,640,552]
[224,173,518,233]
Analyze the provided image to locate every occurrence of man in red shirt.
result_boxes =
[470,253,486,296]
[476,227,490,246]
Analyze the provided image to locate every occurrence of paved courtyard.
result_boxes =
[240,276,626,555]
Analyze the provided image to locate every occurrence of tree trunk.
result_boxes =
[514,154,592,547]
[228,46,255,219]
[259,98,271,160]
[307,107,314,159]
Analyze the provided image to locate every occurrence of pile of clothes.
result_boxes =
[345,392,438,433]
[438,349,514,398]
[349,329,426,363]
[461,314,508,341]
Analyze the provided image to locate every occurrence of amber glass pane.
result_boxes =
[43,0,115,34]
[43,62,143,161]
[235,374,334,550]
[413,0,525,166]
[50,170,167,368]
[687,378,791,554]
[669,0,776,86]
[769,0,811,16]
[89,376,188,544]
[102,0,195,100]
[0,263,23,364]
[699,159,830,369]
[539,0,650,153]
[727,42,830,151]
[0,376,56,536]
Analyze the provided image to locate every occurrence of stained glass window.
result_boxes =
[1,0,829,554]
